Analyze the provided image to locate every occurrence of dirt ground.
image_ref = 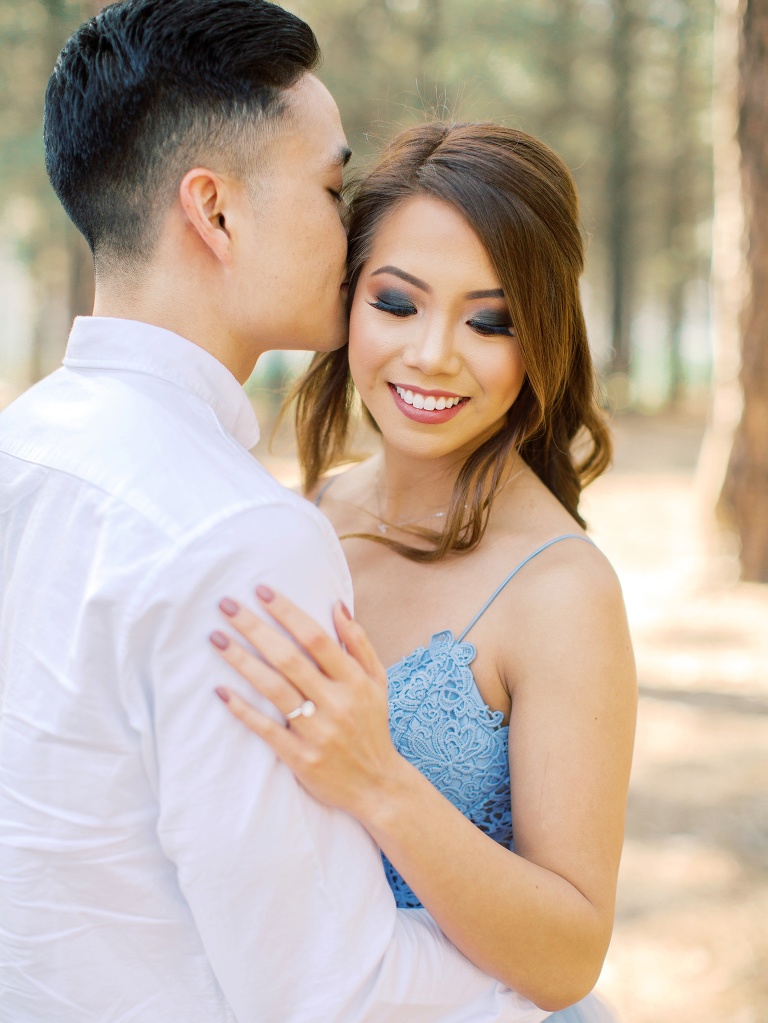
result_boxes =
[259,409,768,1023]
[579,415,768,1023]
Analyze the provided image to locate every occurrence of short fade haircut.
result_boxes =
[44,0,320,265]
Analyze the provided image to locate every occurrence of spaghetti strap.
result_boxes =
[457,533,595,642]
[313,475,339,507]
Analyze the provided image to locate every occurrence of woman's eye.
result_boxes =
[468,319,516,337]
[368,292,417,318]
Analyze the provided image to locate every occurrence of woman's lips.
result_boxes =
[387,383,469,424]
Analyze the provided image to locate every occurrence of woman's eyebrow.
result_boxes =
[369,269,504,303]
[465,288,505,300]
[370,266,431,293]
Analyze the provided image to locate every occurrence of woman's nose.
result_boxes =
[402,318,461,377]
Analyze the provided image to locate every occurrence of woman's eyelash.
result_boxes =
[366,294,513,332]
[369,294,417,317]
[469,320,516,336]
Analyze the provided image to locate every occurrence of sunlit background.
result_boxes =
[1,1,766,1020]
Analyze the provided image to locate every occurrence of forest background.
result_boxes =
[0,0,718,410]
[1,1,767,1021]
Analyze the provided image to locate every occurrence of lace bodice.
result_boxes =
[376,533,595,909]
[384,630,512,908]
[312,474,593,916]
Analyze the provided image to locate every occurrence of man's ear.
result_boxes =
[179,168,233,265]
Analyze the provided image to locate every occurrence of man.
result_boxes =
[0,2,548,1020]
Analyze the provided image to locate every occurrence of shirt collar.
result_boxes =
[63,316,260,450]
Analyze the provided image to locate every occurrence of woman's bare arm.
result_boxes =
[210,550,636,1011]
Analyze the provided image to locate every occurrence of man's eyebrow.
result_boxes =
[328,146,353,170]
[370,266,431,293]
[465,288,505,300]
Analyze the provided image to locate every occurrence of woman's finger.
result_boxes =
[214,686,303,761]
[217,597,326,703]
[332,603,388,689]
[253,586,361,684]
[209,629,309,719]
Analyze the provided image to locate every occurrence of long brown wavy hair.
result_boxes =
[292,122,612,562]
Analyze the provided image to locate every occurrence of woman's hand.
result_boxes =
[209,586,407,819]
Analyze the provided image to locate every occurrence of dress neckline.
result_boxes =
[385,534,594,666]
[386,628,508,732]
[384,535,596,728]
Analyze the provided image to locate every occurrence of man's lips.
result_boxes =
[387,383,469,424]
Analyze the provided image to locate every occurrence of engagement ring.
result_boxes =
[286,699,316,721]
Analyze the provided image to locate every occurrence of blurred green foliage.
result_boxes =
[0,1,85,256]
[285,0,716,405]
[0,0,716,405]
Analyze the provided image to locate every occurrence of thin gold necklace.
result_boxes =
[374,481,449,534]
[374,467,523,535]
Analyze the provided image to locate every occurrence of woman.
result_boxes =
[210,123,637,1018]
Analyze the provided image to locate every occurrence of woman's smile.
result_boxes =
[209,120,632,1021]
[348,195,526,460]
[388,382,469,423]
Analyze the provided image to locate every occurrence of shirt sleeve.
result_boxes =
[123,500,550,1023]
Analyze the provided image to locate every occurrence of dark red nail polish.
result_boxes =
[210,631,230,650]
[215,687,231,704]
[339,602,352,620]
[256,585,274,603]
[219,597,239,617]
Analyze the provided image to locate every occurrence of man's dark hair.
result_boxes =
[44,0,320,265]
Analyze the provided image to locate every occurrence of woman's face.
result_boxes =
[348,195,526,463]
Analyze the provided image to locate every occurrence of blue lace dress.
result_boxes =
[315,479,618,1021]
[382,535,618,1022]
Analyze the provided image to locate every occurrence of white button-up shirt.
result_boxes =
[0,317,548,1023]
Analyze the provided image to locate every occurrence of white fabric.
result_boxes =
[0,317,550,1023]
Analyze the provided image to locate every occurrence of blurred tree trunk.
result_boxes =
[417,0,441,58]
[545,0,580,138]
[664,11,695,408]
[720,0,768,580]
[28,0,99,383]
[606,0,635,389]
[698,0,745,569]
[29,0,71,383]
[66,0,101,321]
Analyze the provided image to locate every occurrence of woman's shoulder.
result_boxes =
[482,522,626,651]
[303,474,339,506]
[304,458,377,509]
[496,530,633,692]
[513,530,624,617]
[493,473,619,604]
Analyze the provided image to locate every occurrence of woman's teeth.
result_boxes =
[394,385,463,411]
